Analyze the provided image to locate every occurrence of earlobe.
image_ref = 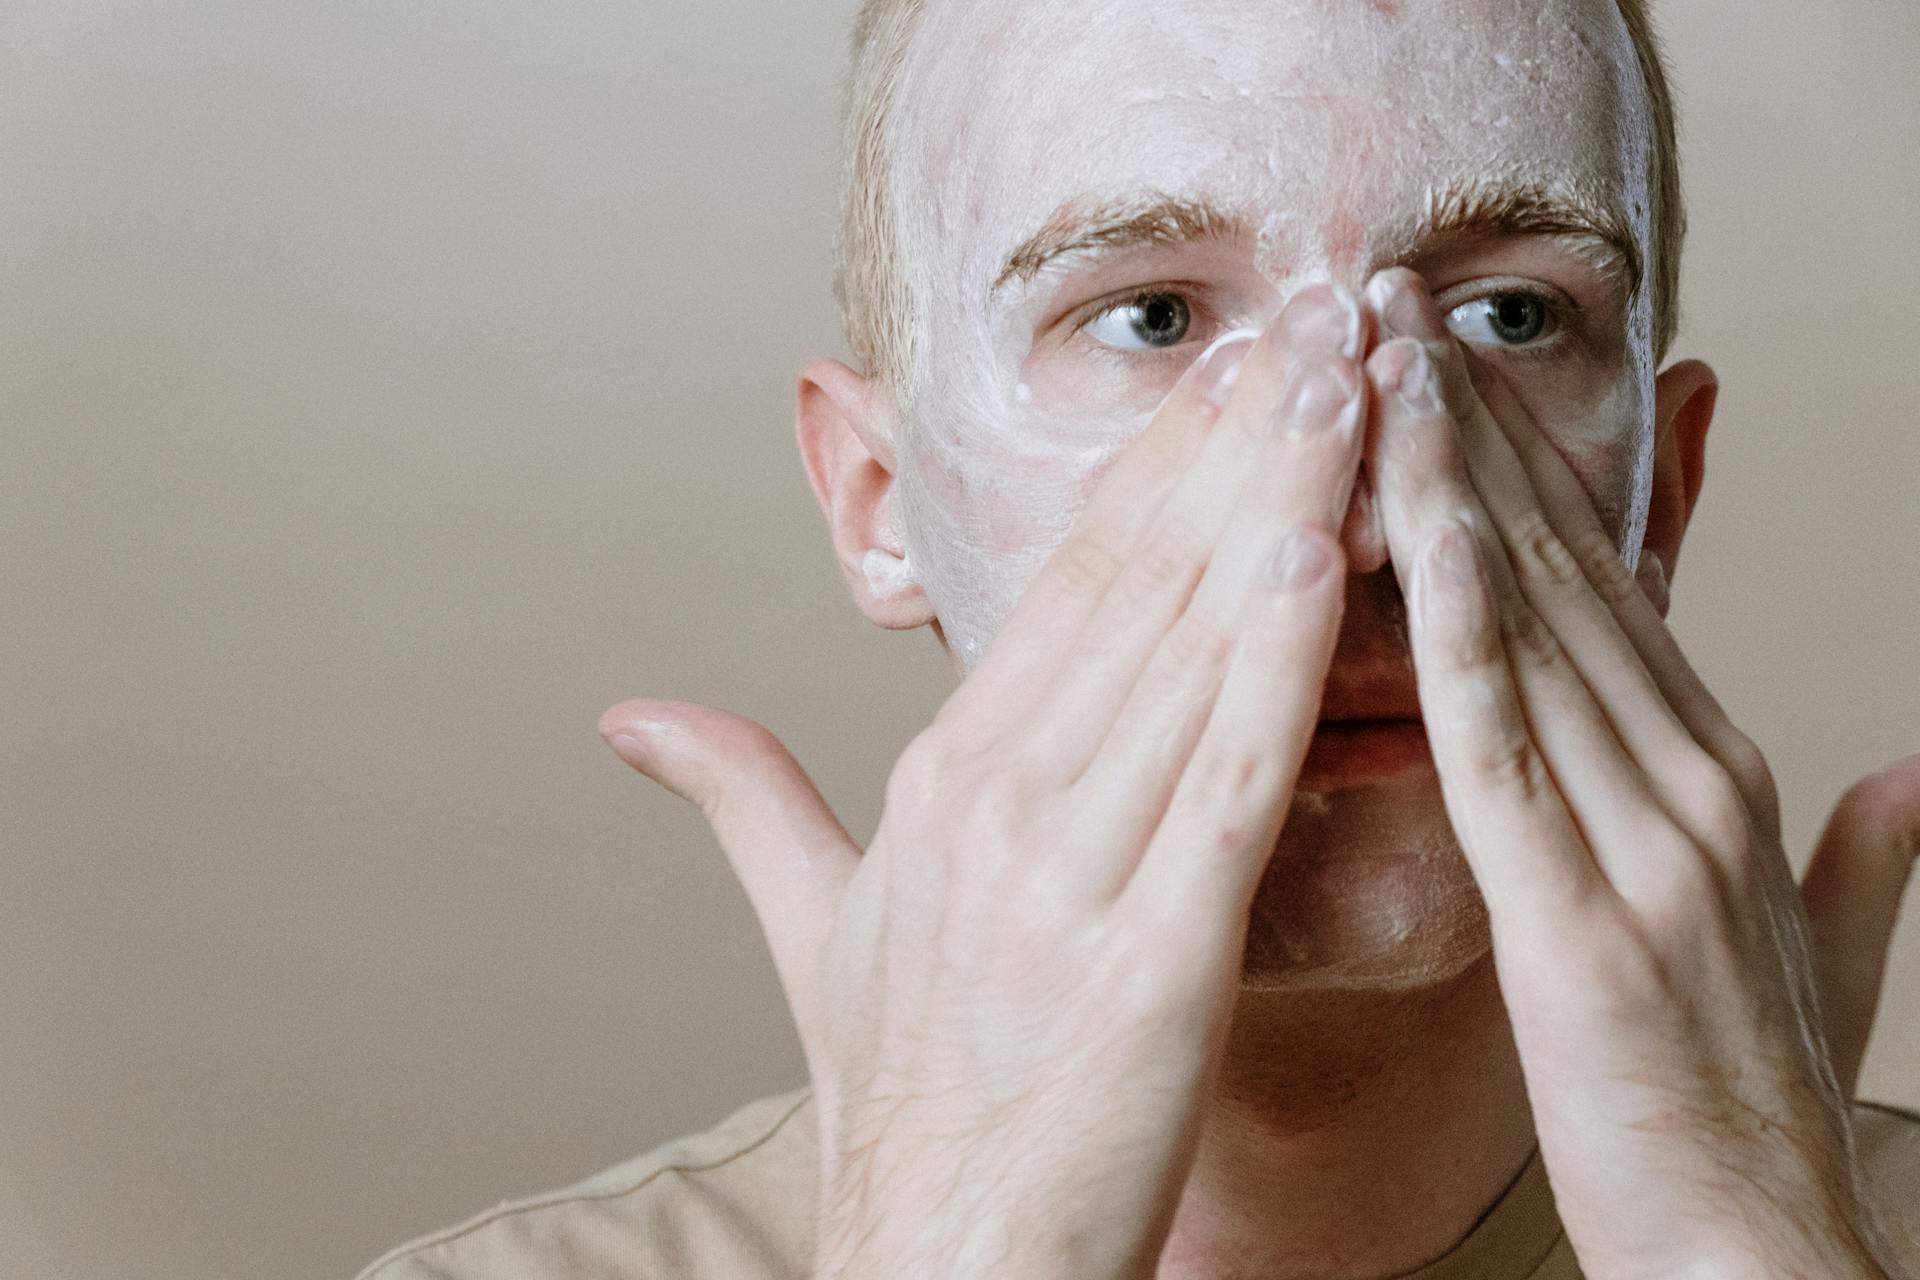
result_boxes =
[1642,358,1719,600]
[795,359,936,631]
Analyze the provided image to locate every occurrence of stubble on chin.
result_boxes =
[1234,780,1493,995]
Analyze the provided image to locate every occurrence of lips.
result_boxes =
[1316,663,1424,724]
[1297,664,1431,788]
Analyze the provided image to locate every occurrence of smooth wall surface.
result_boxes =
[3,3,1916,1278]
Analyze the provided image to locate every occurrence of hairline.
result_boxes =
[835,0,1683,396]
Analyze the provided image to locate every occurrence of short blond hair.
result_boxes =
[833,0,1685,394]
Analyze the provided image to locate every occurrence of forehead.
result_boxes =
[892,0,1646,284]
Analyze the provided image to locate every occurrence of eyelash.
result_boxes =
[1071,282,1577,357]
[1441,282,1577,358]
[1071,284,1216,351]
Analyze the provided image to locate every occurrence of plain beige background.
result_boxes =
[2,2,1916,1278]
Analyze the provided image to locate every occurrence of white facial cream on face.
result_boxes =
[862,0,1663,991]
[882,0,1658,669]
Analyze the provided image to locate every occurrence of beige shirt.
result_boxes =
[358,1089,1920,1279]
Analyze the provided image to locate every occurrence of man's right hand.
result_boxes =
[599,284,1371,1280]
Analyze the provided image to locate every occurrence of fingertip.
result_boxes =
[1267,524,1342,593]
[1189,328,1261,408]
[598,698,710,775]
[1367,337,1448,418]
[599,697,663,744]
[1849,753,1920,853]
[1363,266,1446,342]
[598,707,656,775]
[1872,750,1920,787]
[1365,335,1424,388]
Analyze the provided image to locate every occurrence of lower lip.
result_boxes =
[1297,719,1433,788]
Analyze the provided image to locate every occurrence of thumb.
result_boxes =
[599,698,859,1057]
[1798,752,1920,1098]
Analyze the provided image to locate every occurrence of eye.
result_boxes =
[1082,291,1194,350]
[1444,292,1557,348]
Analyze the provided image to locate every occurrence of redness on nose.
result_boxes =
[1366,0,1401,15]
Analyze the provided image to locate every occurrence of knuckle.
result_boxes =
[1160,607,1235,673]
[1684,760,1756,851]
[1718,731,1778,812]
[1470,728,1552,803]
[1498,599,1563,670]
[1120,526,1200,600]
[1510,508,1584,590]
[1571,526,1639,605]
[1639,833,1762,951]
[1052,534,1127,599]
[885,730,961,811]
[1398,399,1460,460]
[1185,741,1279,816]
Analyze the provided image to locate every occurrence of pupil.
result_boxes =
[1491,295,1545,343]
[1131,294,1190,346]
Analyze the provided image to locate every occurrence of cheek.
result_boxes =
[1015,344,1177,430]
[969,437,1113,550]
[898,400,1144,667]
[1537,375,1651,548]
[1462,351,1651,549]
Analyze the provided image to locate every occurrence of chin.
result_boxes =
[1235,773,1492,993]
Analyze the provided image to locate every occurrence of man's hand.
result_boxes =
[601,285,1370,1280]
[1362,267,1920,1280]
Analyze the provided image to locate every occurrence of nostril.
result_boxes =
[1340,465,1391,575]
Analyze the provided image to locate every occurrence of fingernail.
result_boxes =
[1279,284,1363,356]
[1279,358,1354,433]
[1194,331,1259,407]
[1269,527,1335,591]
[1366,270,1442,341]
[604,728,649,768]
[1393,342,1448,415]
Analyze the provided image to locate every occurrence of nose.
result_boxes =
[1340,457,1391,575]
[1270,276,1392,576]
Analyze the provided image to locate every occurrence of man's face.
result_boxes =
[884,0,1660,989]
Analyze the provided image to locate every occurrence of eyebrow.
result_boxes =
[990,180,1641,294]
[992,194,1248,291]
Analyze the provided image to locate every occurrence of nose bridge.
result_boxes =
[1250,103,1405,301]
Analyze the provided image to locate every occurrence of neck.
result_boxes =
[1156,953,1536,1280]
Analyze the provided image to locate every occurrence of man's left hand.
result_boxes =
[1361,268,1920,1280]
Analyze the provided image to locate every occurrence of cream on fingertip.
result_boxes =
[1194,328,1262,407]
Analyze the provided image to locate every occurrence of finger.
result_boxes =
[1402,521,1611,924]
[1370,335,1665,896]
[598,698,858,1055]
[938,328,1258,739]
[1122,525,1347,935]
[1798,753,1920,1097]
[1372,268,1773,827]
[1366,270,1720,850]
[1027,284,1366,781]
[1077,341,1364,895]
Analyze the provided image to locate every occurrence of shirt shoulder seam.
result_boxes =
[1855,1097,1920,1127]
[356,1087,813,1279]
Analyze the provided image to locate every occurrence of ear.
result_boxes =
[795,359,936,631]
[1641,358,1718,612]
